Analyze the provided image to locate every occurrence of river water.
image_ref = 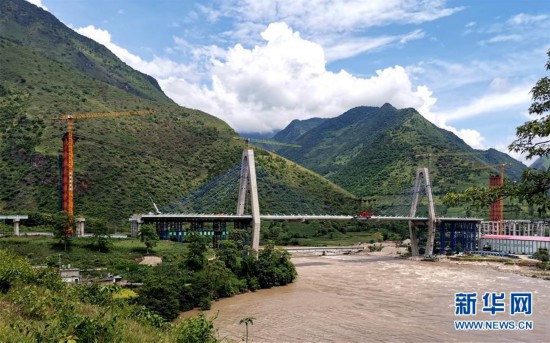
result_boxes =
[195,255,549,342]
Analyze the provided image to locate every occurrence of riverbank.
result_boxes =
[191,252,550,342]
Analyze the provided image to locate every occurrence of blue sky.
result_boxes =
[27,0,550,164]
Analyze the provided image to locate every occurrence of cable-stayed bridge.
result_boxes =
[130,149,481,256]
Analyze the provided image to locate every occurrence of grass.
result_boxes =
[0,236,188,281]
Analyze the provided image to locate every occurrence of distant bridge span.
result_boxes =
[136,213,481,223]
[131,149,482,256]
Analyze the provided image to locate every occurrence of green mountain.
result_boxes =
[274,104,528,216]
[271,117,326,143]
[530,155,550,171]
[0,0,354,224]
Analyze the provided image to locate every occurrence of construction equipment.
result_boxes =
[233,137,301,148]
[474,163,511,233]
[55,110,154,226]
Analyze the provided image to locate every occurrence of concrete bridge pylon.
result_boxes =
[237,149,261,251]
[409,167,436,256]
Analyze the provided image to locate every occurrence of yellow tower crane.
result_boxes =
[55,110,154,231]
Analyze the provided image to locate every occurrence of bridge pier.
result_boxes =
[0,215,28,236]
[75,217,85,236]
[129,216,142,237]
[13,218,20,236]
[408,222,420,256]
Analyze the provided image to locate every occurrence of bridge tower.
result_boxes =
[236,149,261,251]
[409,167,436,256]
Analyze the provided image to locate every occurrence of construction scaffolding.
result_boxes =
[480,220,549,237]
[438,221,478,254]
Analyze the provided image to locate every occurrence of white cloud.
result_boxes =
[412,86,485,148]
[204,0,459,62]
[496,142,528,165]
[489,77,509,92]
[476,12,550,47]
[323,29,424,62]
[440,86,531,122]
[160,23,442,134]
[507,13,549,26]
[75,25,194,79]
[407,51,544,94]
[481,34,522,45]
[73,22,488,149]
[24,0,47,10]
[213,0,462,35]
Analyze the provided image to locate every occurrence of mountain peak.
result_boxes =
[0,0,171,103]
[381,103,396,110]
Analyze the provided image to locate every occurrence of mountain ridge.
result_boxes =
[0,0,356,223]
[273,104,528,216]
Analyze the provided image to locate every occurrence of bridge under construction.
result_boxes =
[130,148,483,256]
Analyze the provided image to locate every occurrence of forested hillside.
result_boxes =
[0,0,355,224]
[274,104,528,217]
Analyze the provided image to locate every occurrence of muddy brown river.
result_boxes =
[193,255,550,342]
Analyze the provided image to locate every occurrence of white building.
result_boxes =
[480,235,550,255]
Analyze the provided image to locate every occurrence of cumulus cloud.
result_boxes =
[161,23,440,133]
[75,25,194,79]
[74,22,486,148]
[24,0,47,10]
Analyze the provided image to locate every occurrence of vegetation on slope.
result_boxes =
[271,117,326,144]
[0,231,297,341]
[530,155,550,171]
[0,0,354,226]
[274,104,529,218]
[0,0,170,103]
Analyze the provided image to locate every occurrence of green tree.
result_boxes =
[534,248,549,262]
[138,224,159,254]
[445,49,550,212]
[52,212,73,251]
[174,314,218,343]
[185,234,208,271]
[216,240,240,273]
[203,259,235,299]
[137,277,180,321]
[256,241,297,288]
[509,50,550,159]
[88,218,112,252]
[239,317,255,343]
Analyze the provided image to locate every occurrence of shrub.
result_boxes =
[534,248,549,262]
[174,314,218,343]
[137,278,180,321]
[256,242,297,288]
[368,244,384,252]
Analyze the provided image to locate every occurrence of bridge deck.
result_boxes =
[136,213,481,223]
[0,215,29,220]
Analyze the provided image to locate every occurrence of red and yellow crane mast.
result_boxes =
[56,110,154,226]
